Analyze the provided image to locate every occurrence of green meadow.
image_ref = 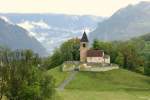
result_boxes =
[48,67,150,100]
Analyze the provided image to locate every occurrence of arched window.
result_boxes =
[83,43,86,47]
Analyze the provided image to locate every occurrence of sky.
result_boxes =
[0,0,150,17]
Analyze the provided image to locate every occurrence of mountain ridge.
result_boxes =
[0,18,48,56]
[0,13,104,52]
[90,1,150,42]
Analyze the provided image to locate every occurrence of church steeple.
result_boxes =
[80,31,89,62]
[80,31,88,42]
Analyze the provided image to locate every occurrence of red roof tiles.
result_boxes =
[87,50,104,57]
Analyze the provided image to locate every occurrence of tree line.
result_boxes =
[45,35,150,76]
[92,36,150,75]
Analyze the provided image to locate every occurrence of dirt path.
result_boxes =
[57,71,78,91]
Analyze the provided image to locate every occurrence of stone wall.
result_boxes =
[62,61,80,71]
[62,61,119,72]
[79,64,119,72]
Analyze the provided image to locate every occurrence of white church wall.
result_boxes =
[87,57,104,63]
[104,57,110,64]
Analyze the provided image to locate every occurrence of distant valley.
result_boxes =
[0,14,104,53]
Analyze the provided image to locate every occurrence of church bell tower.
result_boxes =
[80,31,89,62]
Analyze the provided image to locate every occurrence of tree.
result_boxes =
[60,38,80,61]
[144,55,150,76]
[0,49,55,100]
[40,74,55,100]
[115,52,124,67]
[92,39,145,72]
[92,40,118,63]
[44,38,80,69]
[92,39,100,50]
[118,42,143,71]
[48,49,63,69]
[0,48,10,100]
[144,65,150,76]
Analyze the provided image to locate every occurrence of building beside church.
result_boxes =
[80,32,110,64]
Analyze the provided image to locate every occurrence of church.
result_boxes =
[62,32,114,72]
[80,32,110,64]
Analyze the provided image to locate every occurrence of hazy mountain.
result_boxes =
[0,14,104,52]
[0,18,47,56]
[90,1,150,42]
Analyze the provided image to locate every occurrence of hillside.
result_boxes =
[0,14,104,53]
[90,1,150,42]
[48,67,150,100]
[0,18,47,56]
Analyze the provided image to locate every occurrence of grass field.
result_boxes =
[47,66,71,87]
[66,69,150,91]
[58,90,150,100]
[48,67,150,100]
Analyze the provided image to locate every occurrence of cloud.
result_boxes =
[17,19,95,53]
[32,20,50,29]
[27,31,48,42]
[84,27,93,35]
[18,20,50,31]
[0,16,13,24]
[18,21,35,31]
[28,32,37,37]
[18,20,92,36]
[17,20,50,41]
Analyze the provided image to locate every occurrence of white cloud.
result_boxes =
[27,31,48,42]
[29,32,37,37]
[18,20,50,31]
[0,16,12,24]
[84,28,93,35]
[17,20,51,41]
[37,36,46,42]
[18,20,93,37]
[18,21,35,31]
[32,20,50,29]
[17,19,95,53]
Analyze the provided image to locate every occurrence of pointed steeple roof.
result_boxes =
[80,31,89,42]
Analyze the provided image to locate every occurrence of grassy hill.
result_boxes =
[47,66,150,100]
[66,69,150,91]
[47,67,71,87]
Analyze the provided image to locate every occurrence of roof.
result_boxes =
[87,50,104,57]
[80,31,89,42]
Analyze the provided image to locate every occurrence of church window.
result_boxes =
[83,43,86,47]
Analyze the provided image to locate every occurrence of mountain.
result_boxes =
[90,1,150,42]
[0,18,47,56]
[0,14,104,53]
